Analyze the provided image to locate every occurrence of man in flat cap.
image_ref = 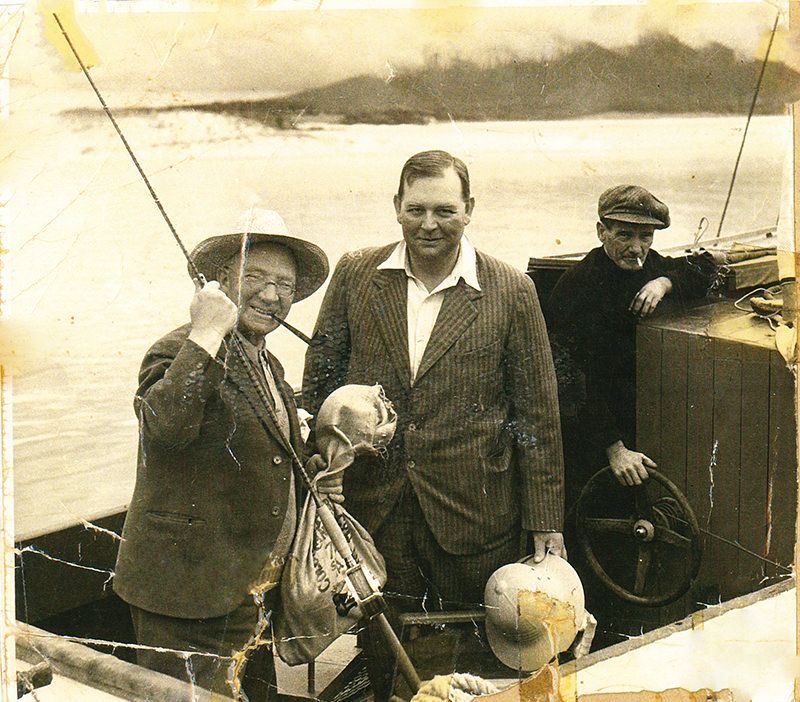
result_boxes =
[545,185,714,644]
[546,184,714,509]
[114,209,329,700]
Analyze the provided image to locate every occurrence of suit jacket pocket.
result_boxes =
[452,339,501,359]
[146,511,206,527]
[145,511,208,564]
[484,441,513,472]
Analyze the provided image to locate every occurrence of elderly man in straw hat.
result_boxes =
[114,209,329,700]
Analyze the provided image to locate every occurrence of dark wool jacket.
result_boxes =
[545,246,714,491]
[114,326,303,619]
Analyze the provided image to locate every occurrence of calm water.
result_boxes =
[8,112,787,537]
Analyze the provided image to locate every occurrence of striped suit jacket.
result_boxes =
[303,244,564,556]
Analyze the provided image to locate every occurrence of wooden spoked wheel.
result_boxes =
[575,467,702,607]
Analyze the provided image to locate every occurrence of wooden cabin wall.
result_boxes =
[636,315,796,618]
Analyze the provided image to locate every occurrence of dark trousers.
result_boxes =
[362,487,520,702]
[130,589,278,701]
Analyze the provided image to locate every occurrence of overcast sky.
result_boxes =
[7,0,792,109]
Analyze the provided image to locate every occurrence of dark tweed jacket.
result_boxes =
[114,326,302,619]
[303,244,564,556]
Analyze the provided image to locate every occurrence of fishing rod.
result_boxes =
[715,11,781,239]
[52,12,313,346]
[55,15,420,691]
[235,344,421,692]
[52,13,201,282]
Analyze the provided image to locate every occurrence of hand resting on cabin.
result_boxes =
[606,440,655,486]
[187,280,238,356]
[628,276,673,318]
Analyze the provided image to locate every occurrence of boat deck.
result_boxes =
[16,580,795,701]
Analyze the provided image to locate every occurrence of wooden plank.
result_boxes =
[646,302,720,336]
[17,622,230,702]
[659,330,688,494]
[650,301,775,350]
[15,512,126,623]
[711,338,742,600]
[558,577,794,678]
[655,329,689,628]
[766,351,797,579]
[635,324,667,628]
[636,325,662,461]
[685,333,716,605]
[724,254,779,292]
[737,343,771,592]
[711,315,775,349]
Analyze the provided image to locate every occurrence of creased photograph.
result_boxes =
[1,1,798,701]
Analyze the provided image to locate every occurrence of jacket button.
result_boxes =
[271,506,280,516]
[272,456,283,465]
[407,460,415,470]
[408,423,417,432]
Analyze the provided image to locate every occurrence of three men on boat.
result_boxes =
[114,210,331,699]
[303,150,566,701]
[117,164,716,699]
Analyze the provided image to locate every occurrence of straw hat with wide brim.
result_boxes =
[188,209,329,302]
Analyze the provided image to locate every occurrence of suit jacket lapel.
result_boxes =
[222,338,295,455]
[371,269,412,391]
[415,280,482,382]
[265,350,301,451]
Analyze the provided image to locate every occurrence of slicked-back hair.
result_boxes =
[397,150,471,202]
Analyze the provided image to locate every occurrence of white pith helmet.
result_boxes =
[484,554,585,672]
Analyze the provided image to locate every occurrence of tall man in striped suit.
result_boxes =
[303,150,565,698]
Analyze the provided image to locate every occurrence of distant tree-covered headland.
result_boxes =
[69,34,800,127]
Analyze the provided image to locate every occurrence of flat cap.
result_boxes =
[598,185,670,229]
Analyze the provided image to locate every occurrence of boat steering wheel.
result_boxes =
[575,466,702,607]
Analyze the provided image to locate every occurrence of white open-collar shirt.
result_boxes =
[377,237,481,383]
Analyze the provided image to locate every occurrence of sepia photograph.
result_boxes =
[2,0,798,700]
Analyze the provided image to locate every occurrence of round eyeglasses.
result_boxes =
[242,273,296,297]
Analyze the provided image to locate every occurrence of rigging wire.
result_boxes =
[715,11,781,238]
[698,527,792,572]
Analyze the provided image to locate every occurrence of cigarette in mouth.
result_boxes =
[636,257,642,267]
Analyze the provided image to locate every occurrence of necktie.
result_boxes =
[260,350,291,439]
[258,350,276,409]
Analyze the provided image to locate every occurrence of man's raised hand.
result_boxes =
[188,280,238,356]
